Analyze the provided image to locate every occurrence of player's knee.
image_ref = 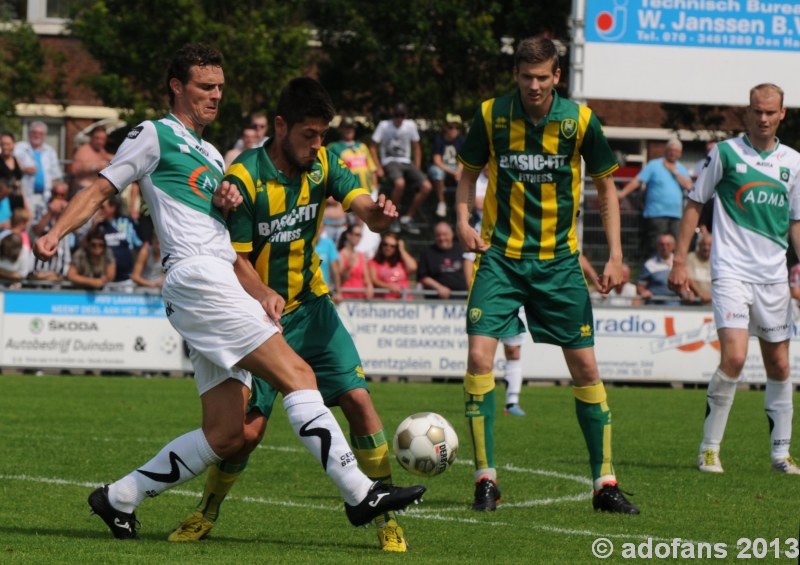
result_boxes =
[206,428,246,459]
[242,414,267,450]
[420,180,432,193]
[722,353,747,375]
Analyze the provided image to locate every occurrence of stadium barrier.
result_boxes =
[3,288,799,384]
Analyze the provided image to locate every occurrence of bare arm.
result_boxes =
[369,142,384,178]
[617,177,641,200]
[413,141,422,170]
[592,175,623,293]
[233,252,284,324]
[667,199,703,295]
[349,193,398,233]
[397,239,417,275]
[33,177,117,261]
[455,167,487,253]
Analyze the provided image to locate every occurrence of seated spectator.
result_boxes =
[131,233,164,290]
[368,233,417,299]
[0,132,24,193]
[315,233,341,301]
[224,125,259,169]
[93,195,142,285]
[637,232,679,306]
[591,262,640,306]
[71,126,114,193]
[67,227,116,290]
[684,232,712,304]
[417,221,467,299]
[0,176,13,230]
[427,113,464,219]
[337,223,373,300]
[0,232,28,287]
[370,103,432,235]
[322,196,348,244]
[29,187,72,284]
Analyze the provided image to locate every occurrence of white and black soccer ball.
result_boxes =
[393,412,458,477]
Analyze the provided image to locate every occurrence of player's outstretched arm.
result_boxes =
[33,177,117,261]
[350,193,398,233]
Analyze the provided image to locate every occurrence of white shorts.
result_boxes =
[162,256,280,396]
[712,278,792,342]
[501,308,527,346]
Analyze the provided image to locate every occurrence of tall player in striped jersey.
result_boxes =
[34,45,424,540]
[169,77,414,551]
[669,83,800,475]
[455,36,639,514]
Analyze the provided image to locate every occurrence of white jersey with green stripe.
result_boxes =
[689,135,800,283]
[101,115,235,270]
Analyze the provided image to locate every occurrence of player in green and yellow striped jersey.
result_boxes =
[455,36,639,515]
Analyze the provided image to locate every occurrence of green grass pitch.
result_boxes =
[0,375,797,564]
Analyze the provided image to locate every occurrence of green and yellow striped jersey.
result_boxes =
[458,89,618,260]
[225,142,369,313]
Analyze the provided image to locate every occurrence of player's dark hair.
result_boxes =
[166,43,224,105]
[275,77,335,130]
[514,36,559,73]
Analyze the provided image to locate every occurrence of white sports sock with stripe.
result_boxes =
[699,368,738,454]
[765,378,793,461]
[283,389,371,506]
[109,428,221,514]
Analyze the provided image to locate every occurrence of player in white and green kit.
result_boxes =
[34,44,425,540]
[670,83,800,475]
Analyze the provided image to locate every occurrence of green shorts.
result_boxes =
[467,250,594,348]
[247,295,368,417]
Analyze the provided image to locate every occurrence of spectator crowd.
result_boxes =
[0,114,772,308]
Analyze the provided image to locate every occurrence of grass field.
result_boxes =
[1,374,798,564]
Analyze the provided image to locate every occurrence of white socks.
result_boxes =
[504,359,522,406]
[283,389,372,506]
[700,368,738,454]
[109,428,221,513]
[765,378,793,461]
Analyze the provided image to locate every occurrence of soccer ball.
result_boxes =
[393,412,458,477]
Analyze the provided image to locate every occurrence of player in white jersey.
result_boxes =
[33,43,425,540]
[669,83,800,475]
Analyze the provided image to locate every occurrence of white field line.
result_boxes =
[0,470,721,548]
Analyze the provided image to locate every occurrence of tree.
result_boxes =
[304,0,571,126]
[0,21,64,125]
[69,0,310,148]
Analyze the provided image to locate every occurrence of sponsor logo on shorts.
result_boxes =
[580,324,592,337]
[725,312,747,321]
[757,323,790,334]
[468,308,482,324]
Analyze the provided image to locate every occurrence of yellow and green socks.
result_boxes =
[464,371,497,472]
[196,457,249,522]
[574,383,615,491]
